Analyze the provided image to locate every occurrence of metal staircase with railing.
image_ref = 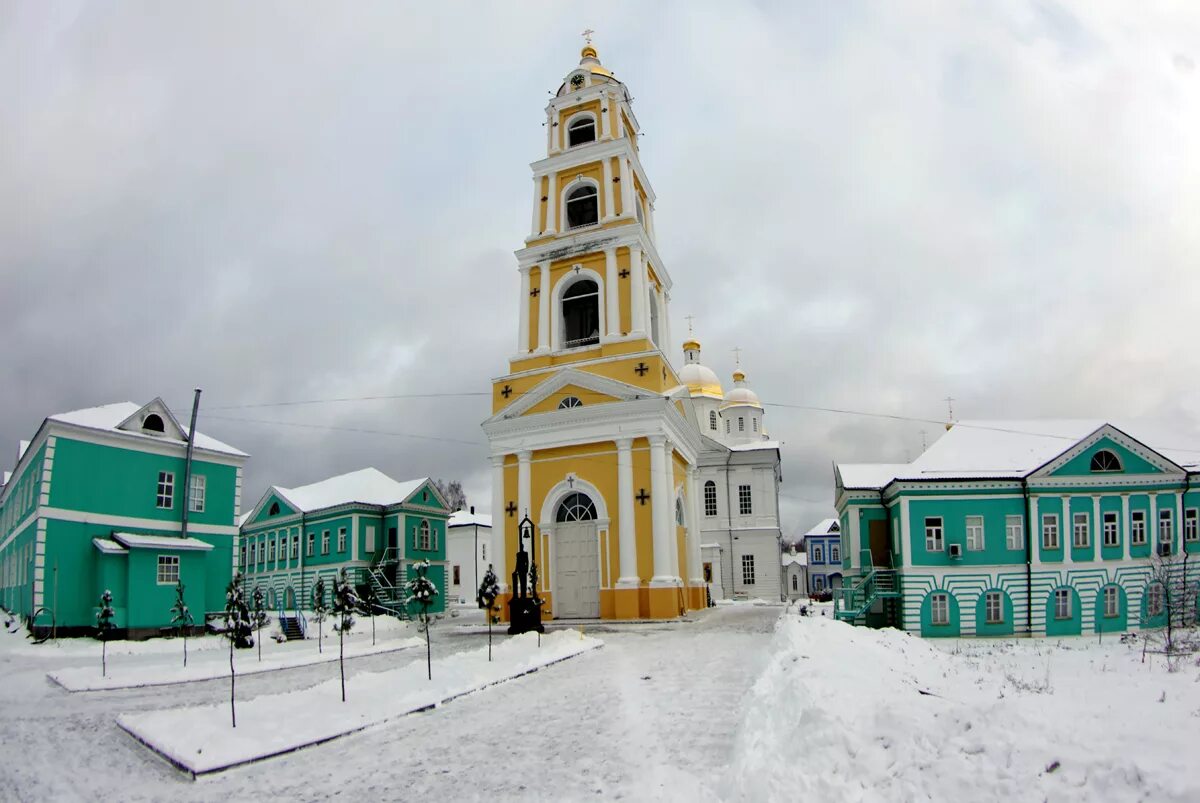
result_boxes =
[350,546,411,620]
[834,549,902,627]
[277,589,307,640]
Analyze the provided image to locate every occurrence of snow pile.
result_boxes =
[119,630,602,775]
[725,616,1200,802]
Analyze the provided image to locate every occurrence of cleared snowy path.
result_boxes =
[0,604,781,801]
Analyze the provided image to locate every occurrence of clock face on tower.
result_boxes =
[570,74,585,89]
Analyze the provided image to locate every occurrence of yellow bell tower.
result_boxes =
[483,40,707,621]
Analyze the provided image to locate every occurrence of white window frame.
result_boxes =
[812,545,823,563]
[741,553,756,586]
[321,530,330,555]
[249,543,256,566]
[1103,586,1119,618]
[188,474,206,513]
[924,517,944,552]
[418,520,432,551]
[239,545,246,567]
[1005,515,1023,550]
[830,543,840,563]
[1102,512,1119,548]
[268,539,276,563]
[704,481,718,517]
[1147,583,1165,617]
[738,484,752,516]
[1072,512,1089,548]
[156,471,174,509]
[965,516,984,551]
[708,410,717,431]
[930,593,949,626]
[337,527,347,553]
[1041,514,1060,549]
[157,554,180,585]
[1054,588,1072,620]
[1158,509,1173,544]
[1131,510,1147,545]
[291,534,299,560]
[306,532,315,557]
[1185,508,1199,543]
[985,591,1003,624]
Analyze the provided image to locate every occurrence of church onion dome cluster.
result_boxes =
[721,369,763,410]
[557,43,619,95]
[679,338,724,400]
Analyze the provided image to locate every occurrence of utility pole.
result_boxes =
[180,388,202,541]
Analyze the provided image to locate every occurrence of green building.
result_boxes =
[0,399,247,637]
[834,421,1200,637]
[239,468,449,618]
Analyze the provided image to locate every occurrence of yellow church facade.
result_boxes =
[483,43,708,620]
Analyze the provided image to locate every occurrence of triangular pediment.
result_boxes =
[1032,424,1184,479]
[115,397,187,442]
[243,489,300,527]
[401,480,449,511]
[489,368,655,422]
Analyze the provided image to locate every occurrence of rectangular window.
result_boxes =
[188,474,206,513]
[1147,584,1164,617]
[965,516,984,551]
[1104,586,1119,618]
[1158,509,1173,544]
[704,483,718,517]
[1005,516,1023,550]
[366,525,376,553]
[813,575,825,592]
[738,485,752,516]
[1072,512,1089,548]
[258,539,265,565]
[337,527,347,553]
[741,554,756,586]
[738,417,745,432]
[830,543,840,562]
[1041,514,1060,549]
[306,532,315,557]
[291,533,299,560]
[1131,510,1147,545]
[453,565,461,585]
[985,591,1003,624]
[812,545,823,563]
[924,518,944,552]
[249,543,257,566]
[156,471,174,509]
[1186,509,1199,543]
[157,555,180,585]
[1054,588,1071,620]
[239,545,246,567]
[1103,512,1119,547]
[931,593,949,625]
[268,539,276,562]
[321,530,330,555]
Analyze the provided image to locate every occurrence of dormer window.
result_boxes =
[143,414,165,433]
[567,115,596,147]
[1089,449,1122,473]
[558,396,583,410]
[269,502,280,516]
[566,184,599,229]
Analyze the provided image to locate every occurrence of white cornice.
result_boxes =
[45,421,247,467]
[529,137,657,205]
[515,223,671,291]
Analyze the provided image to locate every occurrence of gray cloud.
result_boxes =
[4,1,1199,532]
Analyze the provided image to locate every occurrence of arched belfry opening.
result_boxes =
[562,279,600,349]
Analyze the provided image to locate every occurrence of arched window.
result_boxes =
[269,502,280,516]
[648,293,660,346]
[555,492,597,522]
[558,396,583,410]
[562,279,600,349]
[792,574,798,591]
[708,410,717,431]
[703,481,717,517]
[566,184,599,229]
[143,414,165,433]
[1089,450,1122,472]
[675,497,686,526]
[567,115,596,147]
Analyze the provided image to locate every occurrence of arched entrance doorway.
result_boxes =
[553,492,600,618]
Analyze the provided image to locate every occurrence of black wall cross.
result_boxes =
[636,488,650,505]
[506,501,518,517]
[501,385,513,398]
[634,362,649,377]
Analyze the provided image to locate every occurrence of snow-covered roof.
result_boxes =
[1,471,9,486]
[700,542,723,550]
[729,440,781,452]
[92,538,126,554]
[805,517,840,536]
[17,440,29,460]
[111,532,213,551]
[275,468,429,513]
[49,401,246,457]
[237,511,252,527]
[448,510,492,528]
[782,553,808,567]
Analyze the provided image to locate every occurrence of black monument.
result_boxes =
[507,514,545,635]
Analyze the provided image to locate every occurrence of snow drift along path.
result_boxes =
[118,630,602,776]
[725,614,1200,802]
[49,634,424,691]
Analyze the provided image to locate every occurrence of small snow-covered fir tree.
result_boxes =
[476,564,500,661]
[222,572,254,728]
[405,559,438,680]
[312,577,327,654]
[168,579,194,667]
[332,569,359,702]
[96,589,116,677]
[359,582,380,646]
[251,586,269,662]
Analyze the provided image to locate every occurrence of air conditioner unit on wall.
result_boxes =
[948,543,963,559]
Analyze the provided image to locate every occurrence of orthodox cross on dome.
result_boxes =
[505,501,517,517]
[944,396,955,423]
[582,28,595,46]
[635,488,650,506]
[731,346,742,367]
[684,314,696,335]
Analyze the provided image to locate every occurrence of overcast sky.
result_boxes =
[4,1,1199,535]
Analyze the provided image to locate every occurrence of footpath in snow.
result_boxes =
[119,630,602,776]
[725,611,1200,802]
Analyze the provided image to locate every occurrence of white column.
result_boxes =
[629,244,645,336]
[599,92,612,139]
[649,436,674,584]
[530,175,542,236]
[662,289,673,357]
[686,466,703,586]
[537,261,551,352]
[545,172,558,234]
[491,455,508,591]
[517,450,532,522]
[547,111,557,154]
[1092,495,1101,554]
[601,157,615,221]
[517,266,531,353]
[1176,493,1184,554]
[1062,495,1072,564]
[643,264,655,339]
[646,202,656,237]
[1121,494,1130,560]
[619,157,634,216]
[616,438,638,586]
[604,248,619,339]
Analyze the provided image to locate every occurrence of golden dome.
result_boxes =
[578,43,614,78]
[581,44,598,59]
[732,369,745,383]
[682,338,701,351]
